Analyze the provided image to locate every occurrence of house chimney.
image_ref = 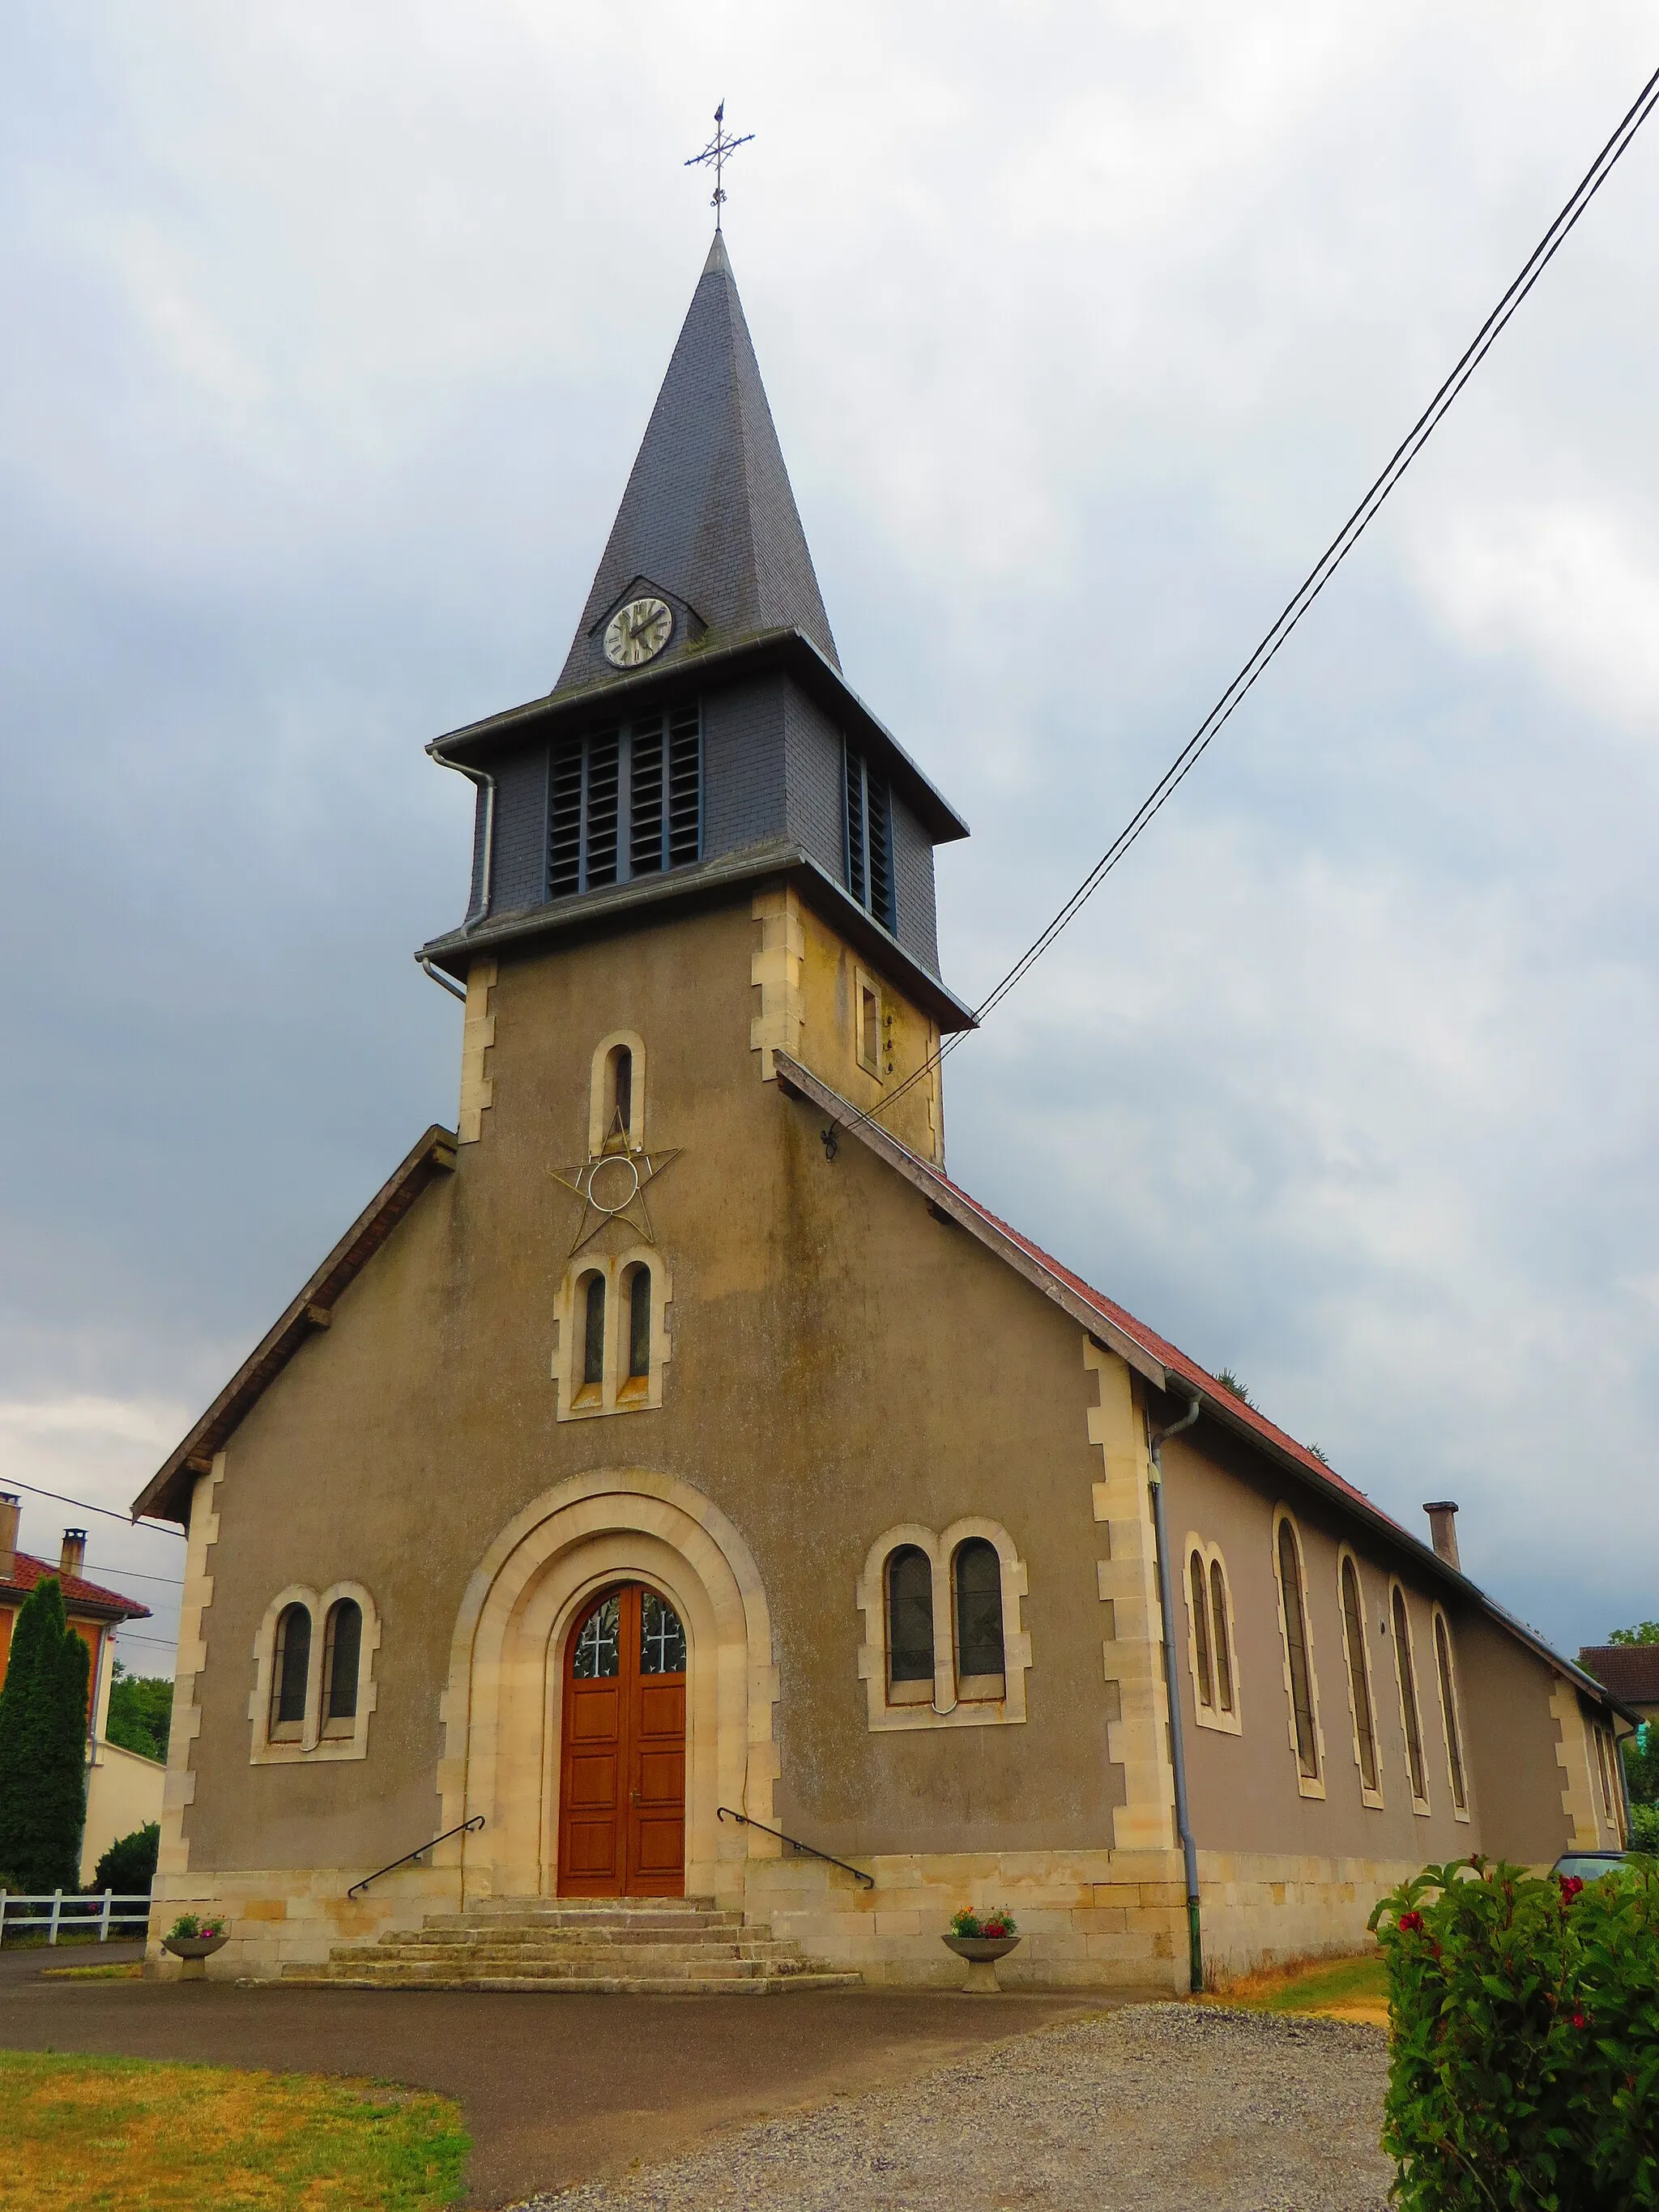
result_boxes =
[0,1494,18,1581]
[1422,1502,1461,1571]
[59,1528,87,1581]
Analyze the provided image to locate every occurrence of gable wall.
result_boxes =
[174,891,1133,1884]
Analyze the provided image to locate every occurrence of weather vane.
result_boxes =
[685,101,754,229]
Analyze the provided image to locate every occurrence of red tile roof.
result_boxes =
[1576,1645,1659,1705]
[1,1553,151,1622]
[934,1172,1405,1532]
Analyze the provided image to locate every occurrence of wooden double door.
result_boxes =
[557,1582,687,1896]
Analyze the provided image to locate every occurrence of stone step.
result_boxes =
[293,1953,766,1983]
[411,1917,740,1941]
[332,1938,803,1968]
[416,1911,739,1929]
[279,1968,863,1996]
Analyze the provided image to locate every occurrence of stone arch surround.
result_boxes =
[436,1468,780,1906]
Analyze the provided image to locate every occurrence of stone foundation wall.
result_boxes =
[748,1844,1422,1992]
[145,1864,461,1981]
[151,1844,1422,1987]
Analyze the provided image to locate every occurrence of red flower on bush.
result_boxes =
[1398,1911,1425,1934]
[1559,1875,1584,1903]
[1571,2010,1588,2030]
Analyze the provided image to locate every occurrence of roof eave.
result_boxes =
[418,841,978,1034]
[429,628,970,846]
[771,1052,1633,1727]
[132,1124,458,1527]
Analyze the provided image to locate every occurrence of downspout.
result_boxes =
[427,746,497,931]
[1148,1392,1203,1994]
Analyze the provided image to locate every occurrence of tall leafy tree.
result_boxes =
[0,1578,91,1893]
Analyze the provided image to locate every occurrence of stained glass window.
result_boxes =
[954,1541,1004,1682]
[1189,1552,1214,1707]
[1341,1558,1379,1792]
[1393,1586,1427,1803]
[323,1599,361,1720]
[271,1602,311,1730]
[888,1546,934,1685]
[640,1591,686,1675]
[1209,1559,1235,1715]
[1277,1519,1320,1779]
[573,1593,621,1678]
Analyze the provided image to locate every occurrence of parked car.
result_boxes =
[1551,1850,1627,1883]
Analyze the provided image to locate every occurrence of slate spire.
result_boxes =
[554,232,838,693]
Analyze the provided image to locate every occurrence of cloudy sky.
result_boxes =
[4,2,1657,1675]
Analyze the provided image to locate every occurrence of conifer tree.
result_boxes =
[0,1578,91,1893]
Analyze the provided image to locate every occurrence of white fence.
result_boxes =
[0,1890,150,1945]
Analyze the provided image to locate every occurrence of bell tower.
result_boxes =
[418,233,972,1162]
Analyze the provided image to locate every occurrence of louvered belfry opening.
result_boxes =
[549,705,702,899]
[844,744,894,931]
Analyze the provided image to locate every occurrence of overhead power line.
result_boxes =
[847,58,1659,1144]
[3,1477,184,1534]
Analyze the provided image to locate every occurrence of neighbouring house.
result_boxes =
[132,233,1637,1991]
[0,1494,164,1884]
[1577,1645,1659,1731]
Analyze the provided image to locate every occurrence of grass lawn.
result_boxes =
[0,2051,469,2210]
[1210,1951,1389,2027]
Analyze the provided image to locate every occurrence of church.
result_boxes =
[134,231,1635,1993]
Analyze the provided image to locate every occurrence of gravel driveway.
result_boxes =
[520,2004,1391,2212]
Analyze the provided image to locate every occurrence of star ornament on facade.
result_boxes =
[548,1140,681,1256]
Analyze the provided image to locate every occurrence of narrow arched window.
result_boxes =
[581,1272,606,1389]
[627,1264,651,1381]
[608,1046,633,1147]
[1188,1552,1213,1707]
[1341,1558,1379,1795]
[887,1546,934,1695]
[1209,1558,1235,1715]
[1433,1613,1466,1813]
[270,1602,311,1738]
[953,1540,1004,1691]
[1392,1586,1427,1805]
[323,1599,362,1724]
[1277,1519,1319,1780]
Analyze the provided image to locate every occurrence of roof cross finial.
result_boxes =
[684,100,754,230]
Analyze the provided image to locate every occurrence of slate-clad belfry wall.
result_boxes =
[145,890,1595,1984]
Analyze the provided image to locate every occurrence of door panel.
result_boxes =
[557,1583,686,1897]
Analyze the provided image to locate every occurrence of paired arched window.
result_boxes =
[1273,1513,1322,1790]
[1431,1610,1468,1817]
[862,1523,1027,1730]
[557,1252,667,1418]
[1392,1583,1430,1810]
[254,1584,377,1763]
[1184,1542,1239,1733]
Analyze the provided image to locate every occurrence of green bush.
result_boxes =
[104,1665,171,1763]
[1371,1855,1659,2210]
[1631,1803,1659,1852]
[90,1822,159,1897]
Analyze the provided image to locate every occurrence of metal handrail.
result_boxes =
[717,1806,874,1888]
[348,1815,484,1899]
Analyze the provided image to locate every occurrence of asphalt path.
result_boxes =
[0,1953,1105,2206]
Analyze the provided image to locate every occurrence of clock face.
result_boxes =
[603,596,673,669]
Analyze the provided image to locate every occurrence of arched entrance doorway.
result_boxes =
[558,1582,686,1896]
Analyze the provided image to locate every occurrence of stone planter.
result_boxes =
[942,1933,1021,1994]
[162,1933,229,1980]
